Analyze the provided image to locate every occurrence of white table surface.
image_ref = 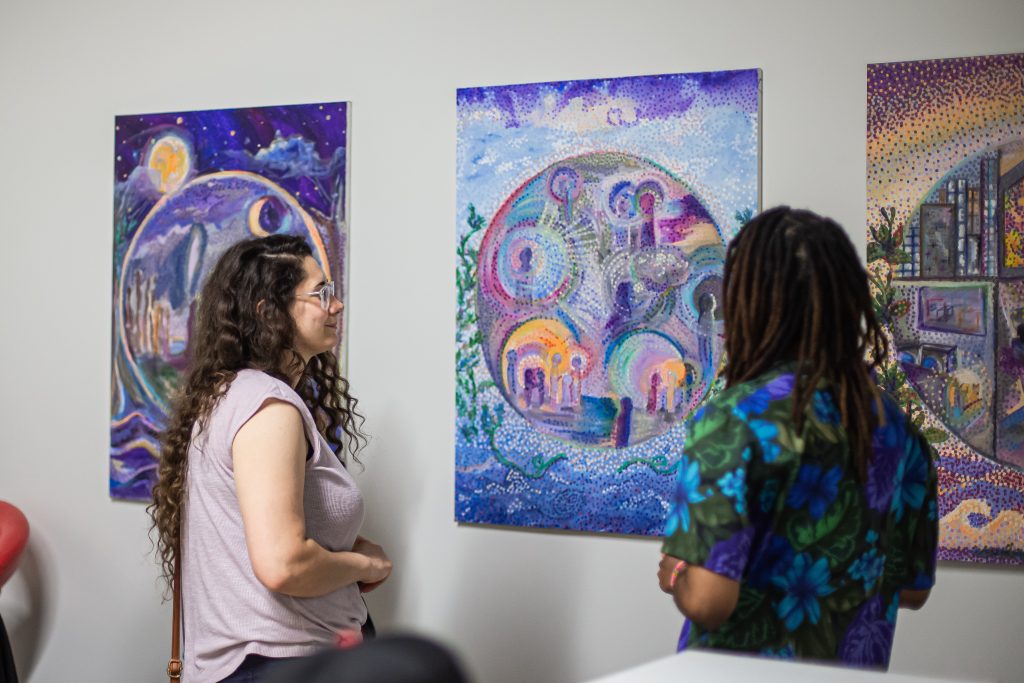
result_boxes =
[587,650,990,683]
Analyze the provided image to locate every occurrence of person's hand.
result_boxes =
[658,553,687,594]
[353,535,392,590]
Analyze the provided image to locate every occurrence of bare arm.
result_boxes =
[233,400,391,598]
[658,553,740,631]
[899,588,931,610]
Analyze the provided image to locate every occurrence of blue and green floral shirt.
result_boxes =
[662,365,938,667]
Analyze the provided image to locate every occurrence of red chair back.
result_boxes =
[0,501,29,588]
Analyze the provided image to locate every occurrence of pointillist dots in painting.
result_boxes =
[476,153,724,449]
[866,53,1024,565]
[110,103,350,501]
[456,70,761,534]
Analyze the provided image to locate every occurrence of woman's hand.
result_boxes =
[353,536,392,591]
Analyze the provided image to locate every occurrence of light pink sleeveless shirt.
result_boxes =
[181,369,366,682]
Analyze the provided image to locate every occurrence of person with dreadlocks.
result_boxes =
[656,207,937,668]
[149,235,392,682]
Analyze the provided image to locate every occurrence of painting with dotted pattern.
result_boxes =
[866,54,1024,565]
[110,103,349,500]
[455,71,761,533]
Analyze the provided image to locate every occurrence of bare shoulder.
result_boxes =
[234,398,305,454]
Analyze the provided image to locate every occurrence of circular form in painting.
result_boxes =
[475,152,726,449]
[116,172,330,416]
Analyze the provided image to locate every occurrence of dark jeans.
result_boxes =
[0,613,17,683]
[219,615,376,683]
[218,655,302,683]
[264,635,469,683]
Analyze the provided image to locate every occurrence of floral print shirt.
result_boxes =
[661,365,938,667]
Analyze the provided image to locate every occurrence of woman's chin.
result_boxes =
[321,334,341,354]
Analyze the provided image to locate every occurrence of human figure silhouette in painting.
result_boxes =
[131,269,144,347]
[517,247,533,274]
[639,191,657,248]
[536,369,547,407]
[698,292,717,368]
[505,349,518,397]
[675,376,688,412]
[522,368,537,409]
[614,397,633,448]
[609,182,635,250]
[144,275,155,353]
[647,372,662,413]
[550,353,562,405]
[570,356,584,406]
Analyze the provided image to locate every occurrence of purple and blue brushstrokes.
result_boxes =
[456,70,761,534]
[111,103,348,500]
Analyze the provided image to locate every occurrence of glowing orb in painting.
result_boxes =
[146,134,193,194]
[476,152,726,448]
[117,172,329,415]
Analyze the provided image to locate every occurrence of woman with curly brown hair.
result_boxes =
[148,234,391,682]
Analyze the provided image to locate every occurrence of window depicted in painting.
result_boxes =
[867,53,1024,565]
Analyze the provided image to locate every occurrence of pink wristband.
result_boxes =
[669,559,688,589]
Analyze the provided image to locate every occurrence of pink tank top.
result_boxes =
[181,369,365,682]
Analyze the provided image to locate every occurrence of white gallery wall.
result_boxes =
[1,1,1022,681]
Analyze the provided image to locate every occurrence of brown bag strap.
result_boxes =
[167,547,182,681]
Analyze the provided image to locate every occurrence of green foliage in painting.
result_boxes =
[456,204,565,478]
[866,207,945,446]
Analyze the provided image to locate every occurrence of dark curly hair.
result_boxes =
[147,234,366,589]
[722,206,888,481]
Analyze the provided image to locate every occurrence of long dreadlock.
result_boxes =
[721,206,888,480]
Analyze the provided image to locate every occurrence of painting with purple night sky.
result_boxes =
[110,102,349,500]
[455,71,761,534]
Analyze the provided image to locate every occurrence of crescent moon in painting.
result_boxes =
[247,197,272,237]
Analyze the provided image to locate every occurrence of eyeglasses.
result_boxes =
[300,281,337,310]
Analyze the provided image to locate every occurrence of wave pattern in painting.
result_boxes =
[866,54,1024,565]
[456,71,761,534]
[111,103,349,500]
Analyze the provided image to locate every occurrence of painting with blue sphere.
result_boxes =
[111,102,349,500]
[456,71,761,534]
